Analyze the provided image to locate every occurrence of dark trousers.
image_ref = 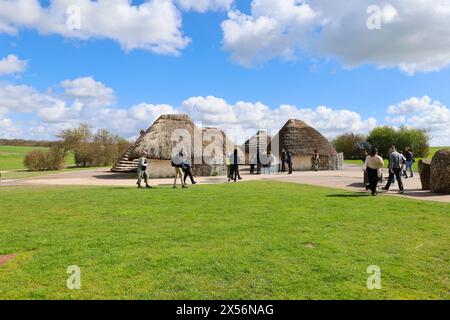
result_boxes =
[287,161,293,174]
[250,164,255,174]
[367,168,379,195]
[183,167,195,184]
[384,168,404,191]
[280,161,286,172]
[230,165,241,181]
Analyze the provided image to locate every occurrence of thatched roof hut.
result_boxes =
[272,119,340,171]
[242,130,271,164]
[129,114,195,161]
[244,130,271,152]
[275,119,337,155]
[126,114,235,177]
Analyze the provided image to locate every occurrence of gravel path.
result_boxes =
[2,164,449,203]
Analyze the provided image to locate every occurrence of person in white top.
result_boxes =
[270,153,278,174]
[363,147,384,196]
[137,151,152,189]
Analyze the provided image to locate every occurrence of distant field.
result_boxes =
[345,147,449,171]
[0,146,50,171]
[0,145,75,173]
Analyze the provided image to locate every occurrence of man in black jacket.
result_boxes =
[229,149,242,182]
[286,150,293,174]
[405,147,414,178]
[182,156,197,185]
[280,149,286,172]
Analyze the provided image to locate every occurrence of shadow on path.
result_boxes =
[326,193,371,198]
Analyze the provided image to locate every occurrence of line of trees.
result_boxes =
[24,124,131,171]
[0,139,57,148]
[332,126,430,159]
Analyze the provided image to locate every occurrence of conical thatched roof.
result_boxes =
[128,114,236,161]
[273,119,337,156]
[203,127,235,159]
[244,130,271,152]
[129,114,195,160]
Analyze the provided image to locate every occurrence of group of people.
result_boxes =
[136,150,197,189]
[363,146,415,196]
[171,151,198,189]
[136,148,322,188]
[247,149,298,175]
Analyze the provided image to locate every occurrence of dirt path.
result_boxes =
[2,165,449,203]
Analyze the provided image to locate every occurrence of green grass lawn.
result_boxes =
[345,147,450,172]
[0,181,448,300]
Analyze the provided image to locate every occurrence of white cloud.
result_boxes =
[176,0,233,13]
[129,103,176,122]
[4,78,448,147]
[0,54,27,75]
[222,0,318,66]
[60,76,116,107]
[0,78,178,139]
[1,77,377,143]
[0,0,190,55]
[386,96,450,145]
[222,0,450,74]
[181,95,377,143]
[0,117,22,138]
[0,84,58,114]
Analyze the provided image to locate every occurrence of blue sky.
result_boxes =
[1,0,450,145]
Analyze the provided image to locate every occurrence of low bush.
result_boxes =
[23,145,67,171]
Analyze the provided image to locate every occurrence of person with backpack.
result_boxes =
[172,151,188,189]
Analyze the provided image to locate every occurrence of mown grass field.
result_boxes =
[345,147,450,171]
[0,145,76,180]
[0,181,448,300]
[0,146,50,171]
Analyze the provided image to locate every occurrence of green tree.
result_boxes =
[332,133,367,160]
[58,124,131,167]
[367,126,430,158]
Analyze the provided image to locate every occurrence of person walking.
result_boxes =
[270,152,278,174]
[382,146,405,194]
[249,154,256,175]
[182,155,197,185]
[136,151,152,189]
[229,148,242,182]
[280,149,286,172]
[286,150,293,174]
[363,148,384,196]
[172,151,188,189]
[361,149,370,190]
[226,153,232,179]
[405,147,414,178]
[313,150,320,171]
[400,151,408,179]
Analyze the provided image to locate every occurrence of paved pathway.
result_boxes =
[1,164,449,203]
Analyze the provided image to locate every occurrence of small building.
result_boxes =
[272,119,342,171]
[113,114,235,178]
